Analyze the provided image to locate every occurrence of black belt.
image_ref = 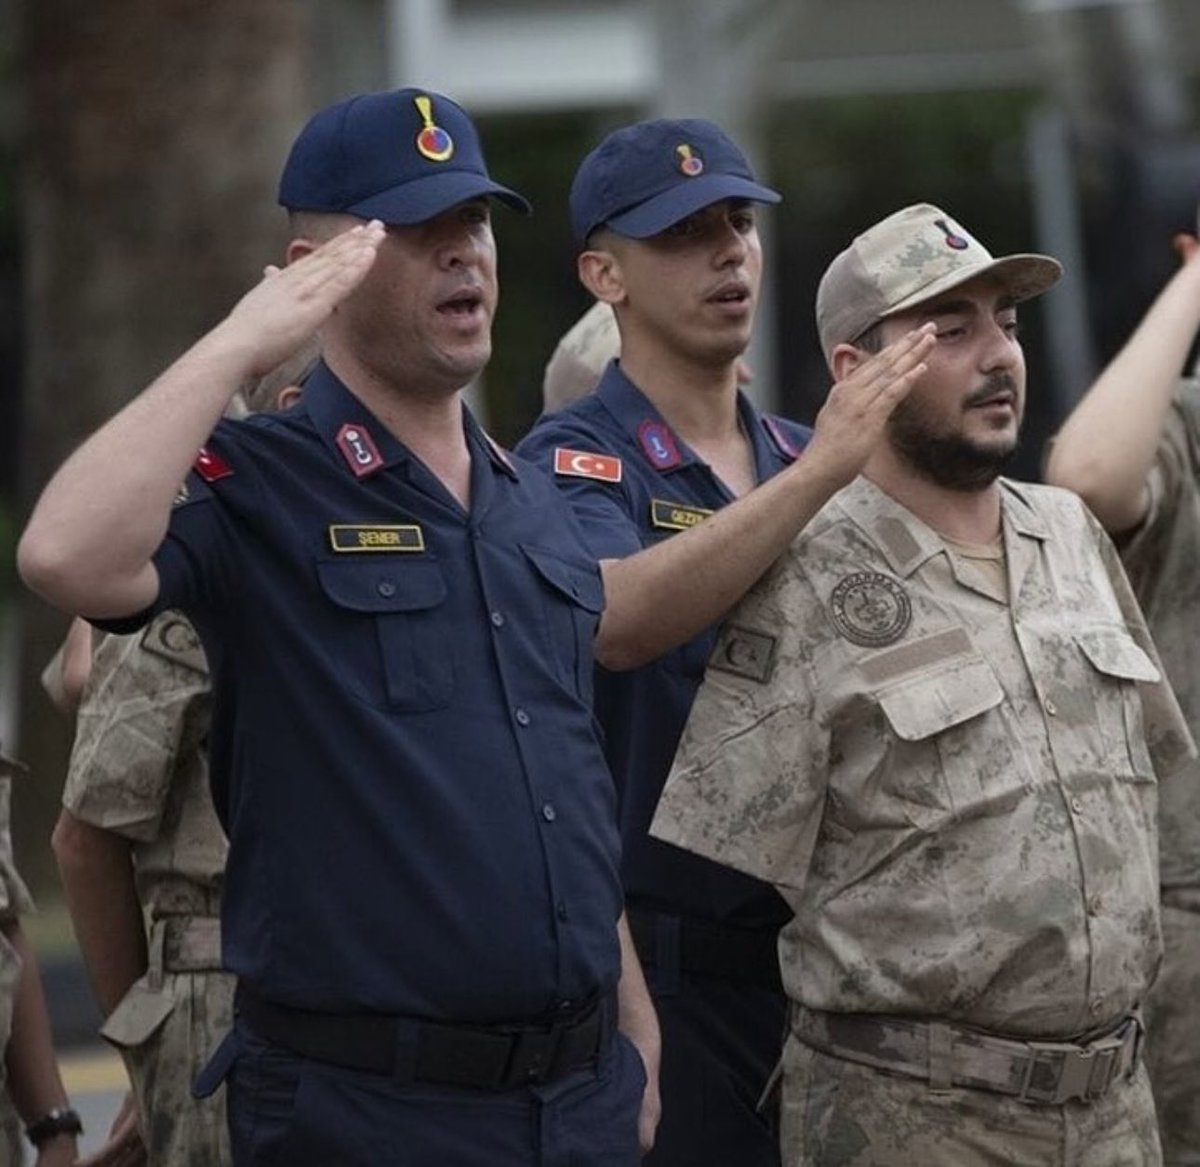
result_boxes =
[236,985,616,1091]
[628,905,783,992]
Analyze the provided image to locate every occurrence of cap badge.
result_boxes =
[413,95,454,163]
[676,144,704,177]
[935,218,970,251]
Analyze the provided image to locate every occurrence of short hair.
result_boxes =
[240,339,321,414]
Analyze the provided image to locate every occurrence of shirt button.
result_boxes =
[1088,894,1103,915]
[1045,698,1058,717]
[515,708,531,727]
[1090,996,1105,1015]
[556,902,569,922]
[1070,797,1084,815]
[541,802,557,822]
[490,611,505,628]
[377,579,396,598]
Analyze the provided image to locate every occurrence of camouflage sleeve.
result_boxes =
[651,547,829,891]
[1091,507,1196,778]
[0,777,35,920]
[63,612,211,842]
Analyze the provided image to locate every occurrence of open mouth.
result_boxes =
[706,281,751,308]
[437,288,484,318]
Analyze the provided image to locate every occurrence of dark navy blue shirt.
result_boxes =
[111,363,623,1020]
[517,362,812,930]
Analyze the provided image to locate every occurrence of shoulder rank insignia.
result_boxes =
[650,499,713,532]
[709,624,777,683]
[553,447,622,484]
[336,423,384,478]
[329,524,424,553]
[194,447,233,483]
[140,613,208,674]
[829,572,912,648]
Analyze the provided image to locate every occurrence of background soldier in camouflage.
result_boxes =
[0,751,80,1167]
[49,353,311,1167]
[1046,217,1200,1165]
[652,203,1194,1166]
[543,300,619,412]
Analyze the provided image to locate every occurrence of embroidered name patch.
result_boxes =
[329,525,425,553]
[650,499,714,531]
[709,624,777,683]
[553,447,622,483]
[830,572,912,648]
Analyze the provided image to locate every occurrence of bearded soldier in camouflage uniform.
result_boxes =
[652,204,1195,1166]
[1047,220,1200,1165]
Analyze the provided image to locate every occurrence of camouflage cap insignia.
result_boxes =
[336,423,384,478]
[414,94,454,162]
[830,571,912,647]
[140,614,207,673]
[934,217,971,251]
[637,421,682,471]
[194,447,233,483]
[329,524,425,553]
[710,624,777,683]
[650,499,714,531]
[676,144,704,177]
[553,447,623,483]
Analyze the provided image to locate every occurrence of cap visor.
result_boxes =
[350,171,531,225]
[604,175,781,239]
[884,254,1063,318]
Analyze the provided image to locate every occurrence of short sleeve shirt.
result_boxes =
[653,477,1193,1037]
[1116,379,1200,892]
[103,363,624,1019]
[0,756,34,924]
[517,361,811,927]
[64,611,224,917]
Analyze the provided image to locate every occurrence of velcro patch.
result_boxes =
[554,447,622,483]
[709,624,777,683]
[650,499,714,532]
[194,447,233,483]
[329,524,425,553]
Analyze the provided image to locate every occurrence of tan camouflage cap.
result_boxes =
[542,300,620,412]
[815,203,1062,359]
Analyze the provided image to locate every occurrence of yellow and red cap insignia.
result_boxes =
[414,95,454,162]
[676,144,704,177]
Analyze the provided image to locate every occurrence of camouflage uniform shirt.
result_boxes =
[652,476,1192,1038]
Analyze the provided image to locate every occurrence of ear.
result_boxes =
[577,248,626,306]
[275,384,304,410]
[286,236,318,265]
[829,342,867,384]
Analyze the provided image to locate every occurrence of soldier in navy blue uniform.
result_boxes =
[19,91,933,1166]
[517,120,934,1165]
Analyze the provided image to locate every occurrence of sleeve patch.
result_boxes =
[709,624,778,683]
[553,447,623,483]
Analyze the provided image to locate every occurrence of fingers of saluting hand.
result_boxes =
[848,323,936,400]
[270,220,387,304]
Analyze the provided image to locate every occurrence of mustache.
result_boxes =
[963,373,1017,409]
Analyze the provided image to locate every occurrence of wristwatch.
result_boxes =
[24,1106,83,1147]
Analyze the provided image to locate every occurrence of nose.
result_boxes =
[979,317,1020,372]
[713,217,749,267]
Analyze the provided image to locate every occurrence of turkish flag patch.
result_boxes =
[553,447,622,483]
[194,447,233,482]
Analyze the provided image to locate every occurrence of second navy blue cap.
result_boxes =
[569,118,780,244]
[278,87,530,225]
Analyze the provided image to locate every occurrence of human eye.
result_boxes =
[663,214,702,239]
[461,201,490,227]
[731,207,756,233]
[1000,314,1020,338]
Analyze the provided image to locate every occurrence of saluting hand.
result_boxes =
[803,323,936,488]
[216,219,387,382]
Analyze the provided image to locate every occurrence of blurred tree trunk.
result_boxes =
[14,0,308,896]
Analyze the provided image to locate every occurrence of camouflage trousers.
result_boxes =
[780,1033,1162,1166]
[1144,904,1200,1166]
[104,967,235,1167]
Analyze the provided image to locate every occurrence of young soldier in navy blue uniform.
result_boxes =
[517,120,931,1165]
[20,91,934,1165]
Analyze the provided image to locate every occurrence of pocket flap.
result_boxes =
[100,978,177,1049]
[520,545,605,613]
[316,558,446,614]
[877,658,1004,742]
[1075,627,1161,684]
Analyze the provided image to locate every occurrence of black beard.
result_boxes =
[887,374,1020,492]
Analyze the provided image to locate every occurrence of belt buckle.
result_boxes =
[1019,1033,1125,1105]
[503,1019,564,1088]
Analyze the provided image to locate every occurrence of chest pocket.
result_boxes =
[1074,627,1159,783]
[872,655,1022,827]
[316,558,453,713]
[521,545,604,700]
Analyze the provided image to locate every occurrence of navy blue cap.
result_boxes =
[278,88,530,225]
[569,118,780,245]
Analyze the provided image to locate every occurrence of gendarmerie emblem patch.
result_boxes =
[709,624,777,683]
[829,572,912,647]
